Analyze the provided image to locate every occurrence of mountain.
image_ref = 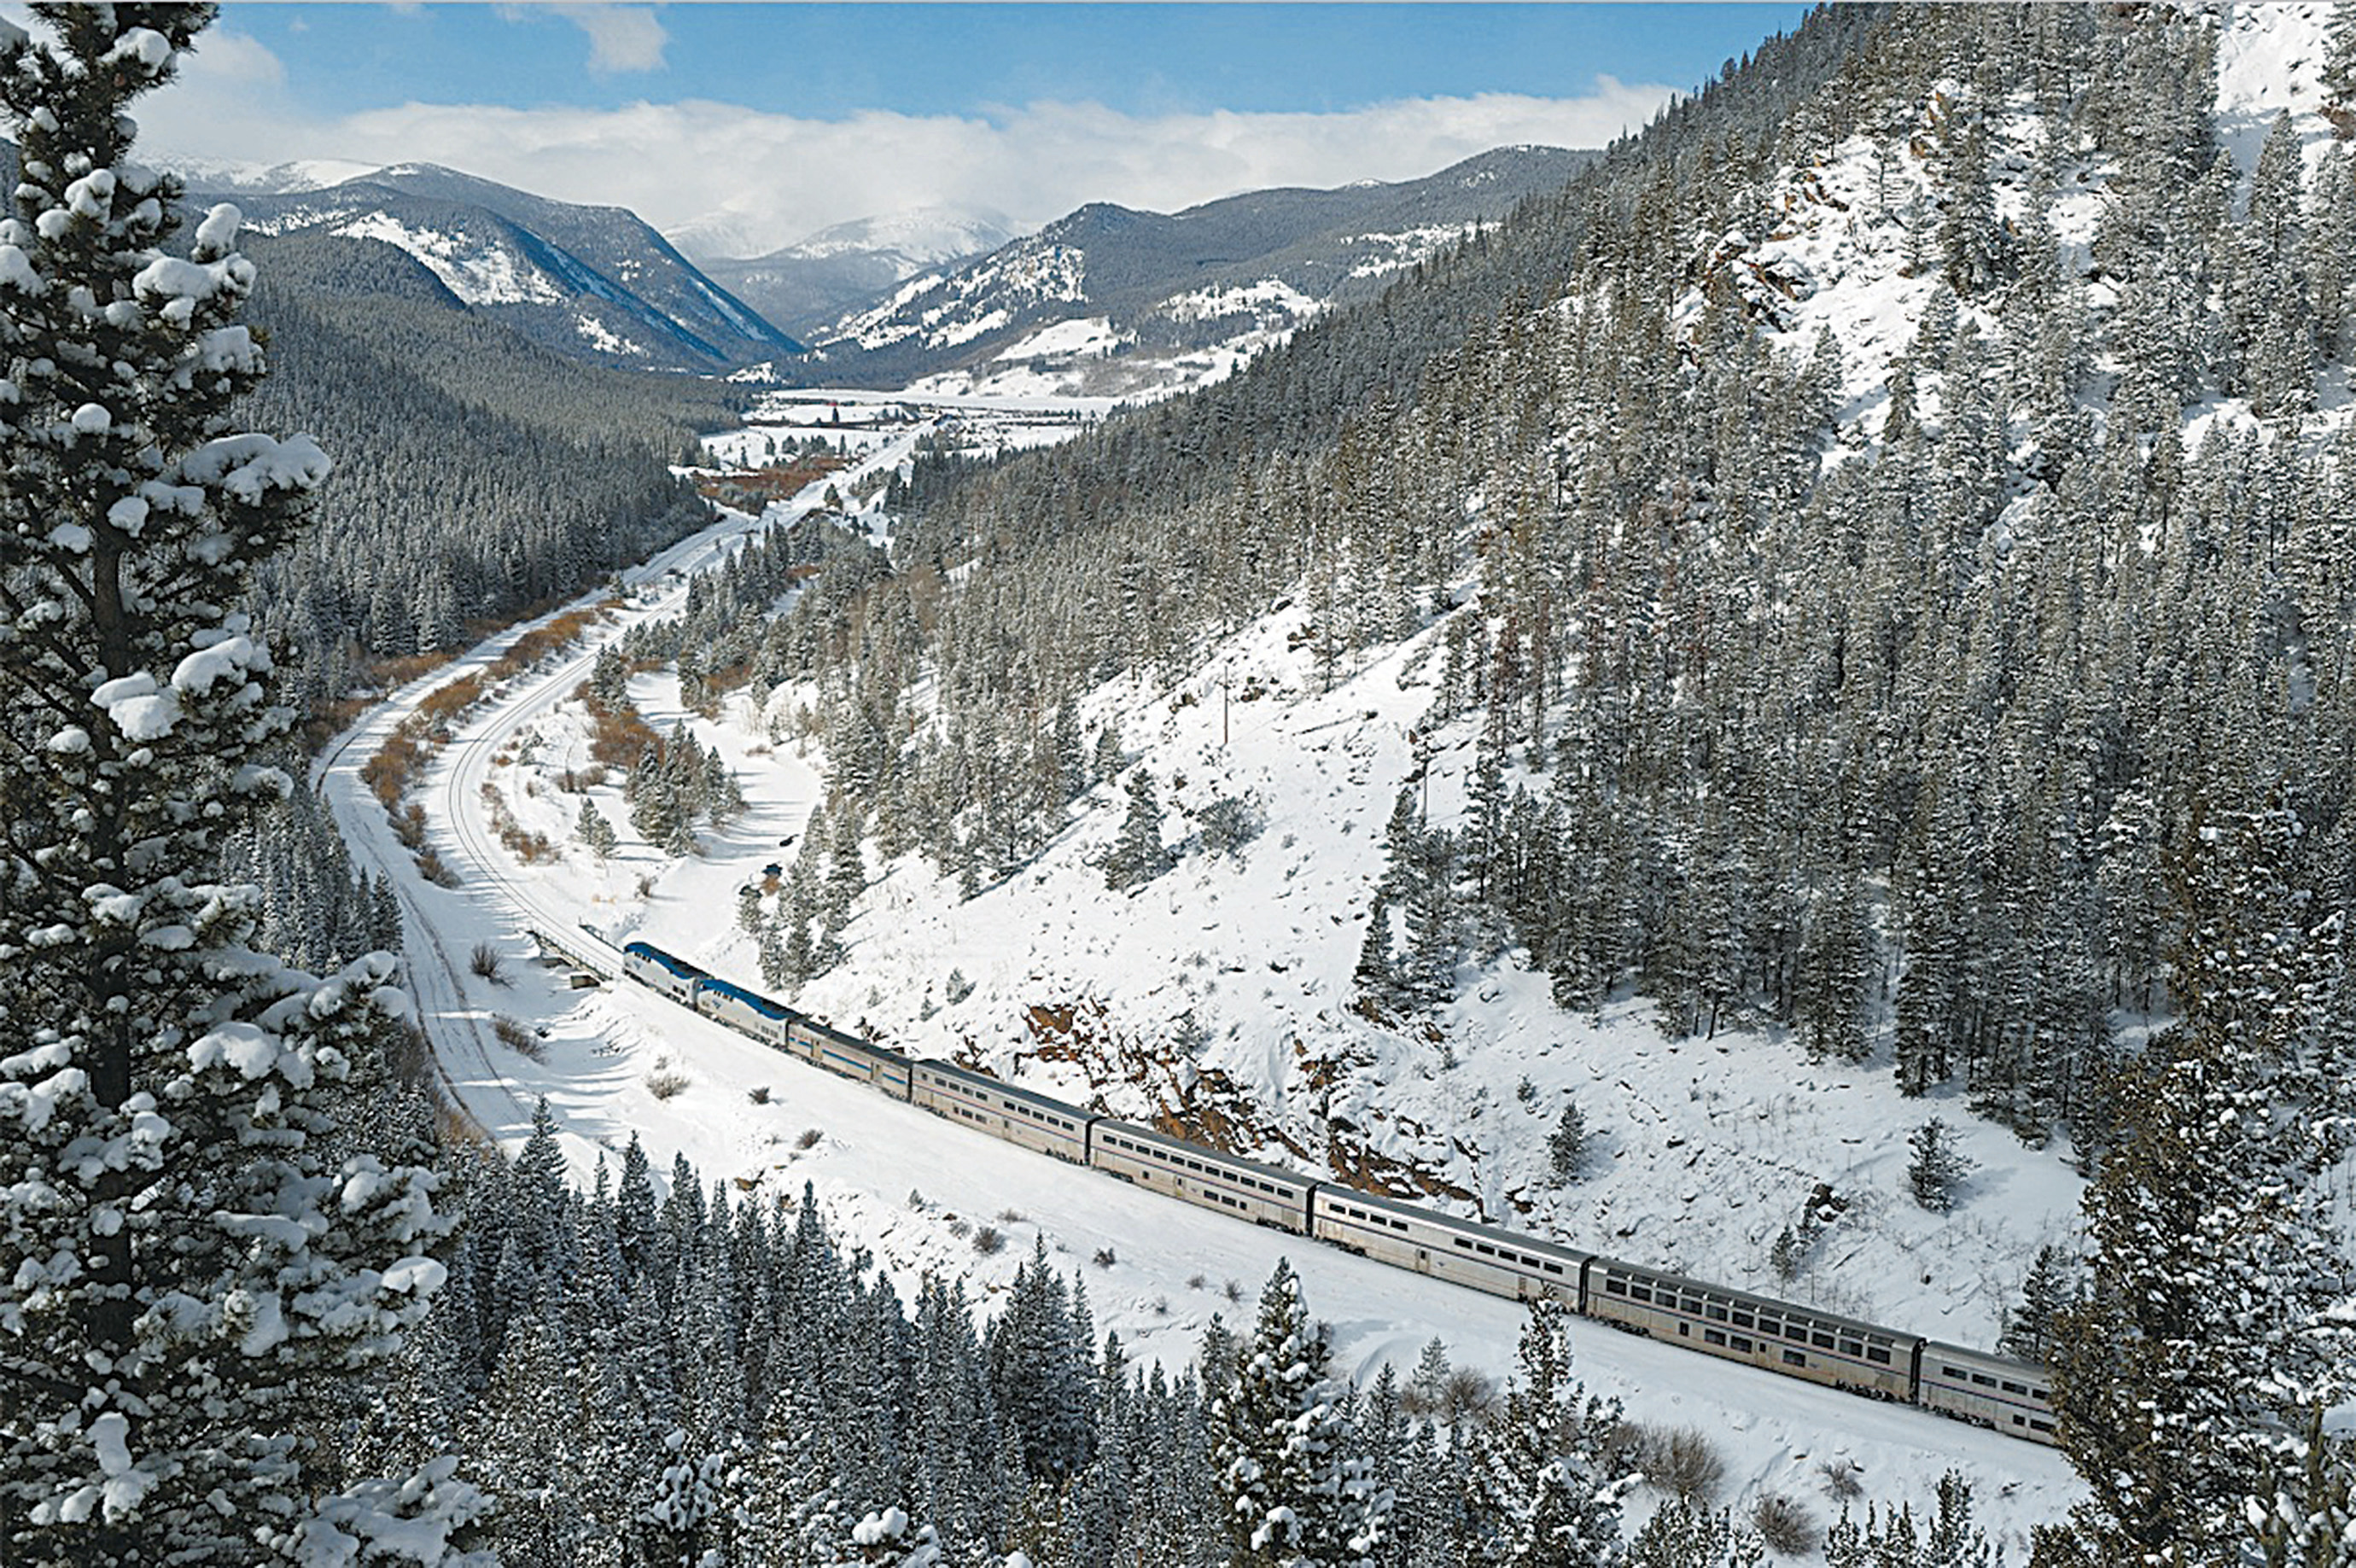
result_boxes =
[696,207,1021,339]
[786,145,1595,398]
[199,161,802,372]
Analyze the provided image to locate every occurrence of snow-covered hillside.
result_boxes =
[319,399,2086,1555]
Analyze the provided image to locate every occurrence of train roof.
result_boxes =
[1322,1183,1595,1264]
[699,976,793,1020]
[913,1058,1097,1122]
[1590,1253,1922,1347]
[1093,1116,1320,1192]
[1921,1338,2052,1377]
[623,941,708,980]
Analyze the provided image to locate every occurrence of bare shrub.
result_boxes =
[796,1127,824,1151]
[1634,1425,1728,1502]
[1187,1273,1207,1291]
[1440,1367,1498,1423]
[644,1062,690,1101]
[1817,1458,1863,1502]
[469,942,506,984]
[907,1189,925,1210]
[490,1016,543,1061]
[416,849,458,887]
[997,1207,1024,1224]
[1224,1279,1245,1303]
[1093,1247,1117,1269]
[748,1085,771,1104]
[971,1225,1005,1256]
[1752,1493,1819,1555]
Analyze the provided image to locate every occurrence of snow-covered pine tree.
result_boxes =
[1455,1298,1630,1567]
[0,8,472,1564]
[1210,1259,1387,1568]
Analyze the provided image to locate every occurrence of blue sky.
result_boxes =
[230,5,1807,120]
[142,4,1813,256]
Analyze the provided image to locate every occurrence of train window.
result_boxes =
[1814,1333,1836,1349]
[1782,1349,1806,1367]
[1866,1348,1892,1366]
[1629,1286,1653,1303]
[1704,1329,1727,1347]
[2032,1387,2050,1402]
[1943,1366,1967,1380]
[1475,1244,1496,1256]
[2002,1380,2027,1396]
[1604,1278,1628,1296]
[1731,1335,1755,1353]
[2032,1419,2056,1434]
[1784,1323,1808,1342]
[1706,1303,1729,1322]
[2010,1415,2026,1427]
[1840,1340,1864,1357]
[1543,1262,1563,1275]
[1391,1219,1408,1232]
[1731,1310,1755,1329]
[1455,1239,1472,1250]
[1971,1374,1997,1388]
[1682,1296,1705,1314]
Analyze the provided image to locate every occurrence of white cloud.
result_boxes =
[137,48,1674,259]
[550,4,668,75]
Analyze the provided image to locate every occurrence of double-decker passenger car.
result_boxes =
[1088,1119,1317,1231]
[910,1061,1097,1162]
[1586,1258,1918,1402]
[1313,1186,1589,1303]
[786,1015,913,1097]
[1917,1341,2059,1439]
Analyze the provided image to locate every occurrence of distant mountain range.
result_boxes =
[144,145,1595,396]
[783,145,1595,399]
[695,207,1023,341]
[187,161,802,373]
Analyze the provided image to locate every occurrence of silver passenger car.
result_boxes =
[910,1062,1095,1163]
[1313,1186,1588,1303]
[1088,1119,1315,1231]
[1587,1258,1919,1402]
[1918,1340,2060,1444]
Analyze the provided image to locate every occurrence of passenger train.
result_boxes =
[569,932,2058,1446]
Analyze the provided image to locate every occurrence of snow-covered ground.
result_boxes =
[318,399,2084,1559]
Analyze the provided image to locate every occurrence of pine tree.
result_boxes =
[1904,1118,1973,1213]
[1104,767,1174,891]
[2044,811,2354,1566]
[1211,1260,1388,1568]
[0,9,472,1563]
[1455,1298,1630,1567]
[578,796,619,861]
[1547,1101,1593,1183]
[1999,1244,2075,1363]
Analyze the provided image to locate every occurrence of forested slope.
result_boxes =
[754,2,2356,1155]
[238,231,741,711]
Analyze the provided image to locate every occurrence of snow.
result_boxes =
[571,312,644,357]
[318,398,2085,1557]
[328,213,565,307]
[994,316,1120,362]
[193,201,241,255]
[189,1021,284,1081]
[1155,277,1321,326]
[93,673,179,743]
